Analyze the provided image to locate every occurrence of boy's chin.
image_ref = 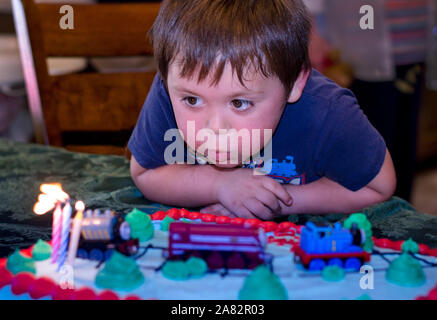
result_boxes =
[211,162,240,169]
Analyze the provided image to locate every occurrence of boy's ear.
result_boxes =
[287,69,311,103]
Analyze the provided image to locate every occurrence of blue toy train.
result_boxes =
[75,209,139,261]
[294,222,370,271]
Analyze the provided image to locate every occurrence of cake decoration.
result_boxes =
[1,183,436,300]
[32,239,52,261]
[322,265,345,282]
[67,201,85,266]
[238,265,288,300]
[168,222,269,270]
[162,257,208,281]
[401,238,419,254]
[95,251,145,291]
[356,294,372,300]
[76,209,139,262]
[294,221,370,271]
[386,252,426,287]
[160,215,175,231]
[162,261,190,280]
[6,250,36,275]
[125,208,154,242]
[185,257,208,278]
[343,213,373,252]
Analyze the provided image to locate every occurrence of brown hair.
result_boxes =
[149,0,312,93]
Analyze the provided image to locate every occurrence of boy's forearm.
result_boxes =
[132,164,220,207]
[281,177,390,215]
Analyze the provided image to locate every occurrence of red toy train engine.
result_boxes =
[168,222,270,270]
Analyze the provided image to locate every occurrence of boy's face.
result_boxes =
[167,61,289,168]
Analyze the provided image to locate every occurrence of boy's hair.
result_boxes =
[149,0,312,93]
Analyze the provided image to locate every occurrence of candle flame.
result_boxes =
[40,183,69,202]
[33,183,70,215]
[75,201,85,211]
[34,201,55,215]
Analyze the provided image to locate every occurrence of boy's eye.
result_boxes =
[183,96,203,107]
[231,99,253,111]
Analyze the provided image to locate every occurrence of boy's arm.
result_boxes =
[130,156,220,207]
[279,148,396,215]
[131,155,292,217]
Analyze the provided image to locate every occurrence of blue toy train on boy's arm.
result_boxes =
[294,222,370,271]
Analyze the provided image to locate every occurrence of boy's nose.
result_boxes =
[206,109,228,134]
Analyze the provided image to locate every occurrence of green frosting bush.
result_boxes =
[343,213,373,252]
[95,251,145,291]
[162,257,208,280]
[401,238,419,254]
[356,294,372,300]
[386,253,426,287]
[161,215,175,231]
[6,250,36,275]
[125,208,154,242]
[162,260,190,280]
[238,265,288,300]
[322,265,345,282]
[32,239,52,261]
[186,257,208,278]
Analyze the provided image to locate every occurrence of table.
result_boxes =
[0,138,436,259]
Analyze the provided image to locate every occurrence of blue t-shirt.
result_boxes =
[128,69,386,192]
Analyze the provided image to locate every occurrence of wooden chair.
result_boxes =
[12,0,160,155]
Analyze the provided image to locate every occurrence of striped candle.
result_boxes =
[67,201,84,266]
[51,202,63,263]
[57,201,72,270]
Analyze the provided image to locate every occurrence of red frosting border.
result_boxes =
[1,208,436,300]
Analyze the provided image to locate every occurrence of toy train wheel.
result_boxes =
[206,251,224,269]
[226,253,245,269]
[328,258,343,268]
[308,259,326,271]
[344,258,361,271]
[77,249,88,259]
[89,249,104,261]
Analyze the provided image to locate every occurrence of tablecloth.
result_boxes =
[0,138,436,258]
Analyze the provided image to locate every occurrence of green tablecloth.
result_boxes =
[0,138,436,258]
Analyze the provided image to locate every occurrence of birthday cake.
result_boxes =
[1,184,437,300]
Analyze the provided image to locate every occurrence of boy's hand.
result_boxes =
[200,203,236,217]
[205,168,293,220]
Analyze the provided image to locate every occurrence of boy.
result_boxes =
[129,0,396,220]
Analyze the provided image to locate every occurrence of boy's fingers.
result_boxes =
[200,204,236,217]
[243,198,272,220]
[255,191,281,213]
[234,205,257,220]
[263,179,293,206]
[200,204,219,213]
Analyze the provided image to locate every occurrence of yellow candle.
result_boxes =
[67,201,85,266]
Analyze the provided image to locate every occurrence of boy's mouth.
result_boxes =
[214,151,231,162]
[204,149,233,163]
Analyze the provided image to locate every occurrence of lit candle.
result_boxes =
[57,200,72,269]
[51,201,63,263]
[67,201,85,266]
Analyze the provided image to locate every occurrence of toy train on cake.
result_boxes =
[74,209,139,261]
[294,221,370,271]
[167,222,271,270]
[71,208,370,272]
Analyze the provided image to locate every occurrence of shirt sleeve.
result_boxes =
[128,74,180,169]
[314,89,386,191]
